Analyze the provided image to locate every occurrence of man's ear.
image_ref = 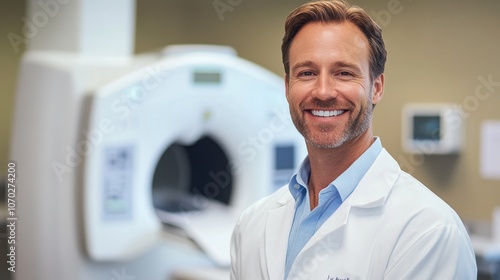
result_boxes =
[371,73,384,106]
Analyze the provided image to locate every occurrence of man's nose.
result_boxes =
[311,74,337,100]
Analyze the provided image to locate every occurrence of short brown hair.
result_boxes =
[281,0,387,81]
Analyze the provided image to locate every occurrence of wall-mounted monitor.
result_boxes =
[402,104,463,154]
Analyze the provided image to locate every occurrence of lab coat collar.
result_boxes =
[348,148,399,208]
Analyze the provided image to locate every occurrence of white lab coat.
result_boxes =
[230,149,477,280]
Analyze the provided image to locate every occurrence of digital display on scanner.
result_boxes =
[193,71,221,84]
[413,116,441,140]
[275,145,295,170]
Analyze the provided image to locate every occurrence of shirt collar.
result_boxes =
[288,137,383,202]
[288,157,310,201]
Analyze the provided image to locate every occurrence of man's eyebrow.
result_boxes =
[333,61,362,71]
[291,60,363,72]
[290,60,316,72]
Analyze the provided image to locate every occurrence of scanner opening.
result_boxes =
[152,136,233,213]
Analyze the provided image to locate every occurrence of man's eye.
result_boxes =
[299,71,314,76]
[338,71,352,76]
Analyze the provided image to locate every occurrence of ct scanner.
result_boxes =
[84,45,306,265]
[10,1,306,279]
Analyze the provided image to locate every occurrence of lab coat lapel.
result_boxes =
[301,199,350,254]
[286,201,350,279]
[265,195,295,280]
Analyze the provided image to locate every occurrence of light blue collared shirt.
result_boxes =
[284,138,383,279]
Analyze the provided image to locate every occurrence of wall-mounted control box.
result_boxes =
[402,103,463,154]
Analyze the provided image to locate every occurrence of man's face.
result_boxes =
[285,21,383,149]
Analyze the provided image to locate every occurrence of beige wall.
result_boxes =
[2,0,499,221]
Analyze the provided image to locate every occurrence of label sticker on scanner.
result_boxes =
[102,146,133,220]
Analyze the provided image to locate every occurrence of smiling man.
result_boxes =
[230,1,477,279]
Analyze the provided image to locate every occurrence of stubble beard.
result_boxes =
[290,96,373,149]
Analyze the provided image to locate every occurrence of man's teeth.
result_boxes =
[311,110,345,117]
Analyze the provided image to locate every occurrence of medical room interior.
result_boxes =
[0,0,499,279]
